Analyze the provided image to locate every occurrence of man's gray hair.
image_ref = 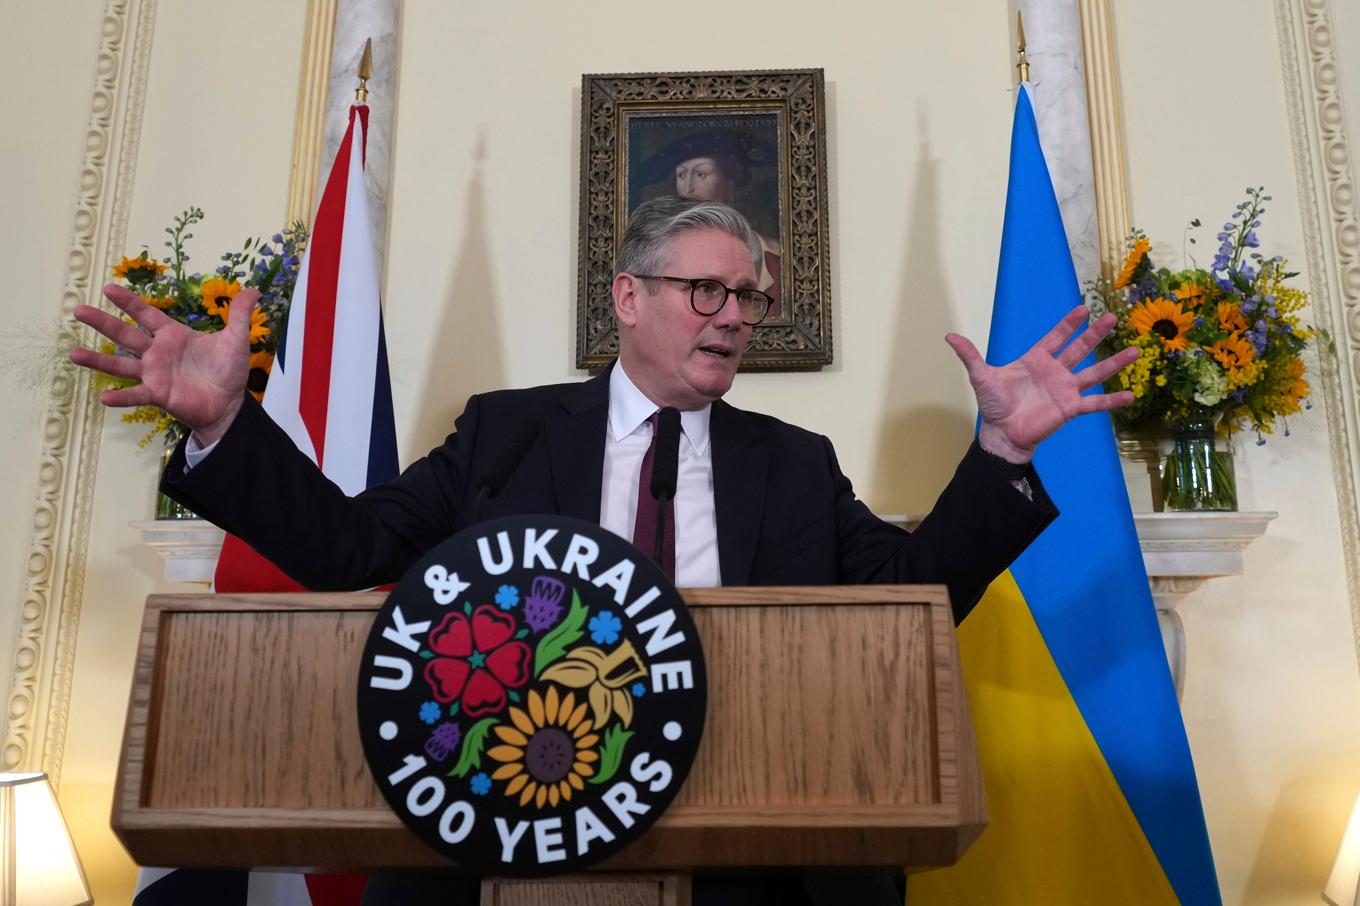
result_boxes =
[614,196,761,280]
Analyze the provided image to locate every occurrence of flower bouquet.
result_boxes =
[100,207,306,448]
[1088,187,1314,510]
[98,207,305,518]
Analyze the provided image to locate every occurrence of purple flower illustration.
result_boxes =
[524,576,567,631]
[425,722,463,762]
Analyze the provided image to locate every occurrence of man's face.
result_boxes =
[674,157,733,203]
[614,228,756,410]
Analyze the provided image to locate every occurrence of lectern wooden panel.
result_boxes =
[113,586,983,870]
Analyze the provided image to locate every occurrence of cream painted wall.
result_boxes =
[0,2,307,904]
[4,1,1359,905]
[1114,3,1360,905]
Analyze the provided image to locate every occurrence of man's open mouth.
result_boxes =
[700,346,732,358]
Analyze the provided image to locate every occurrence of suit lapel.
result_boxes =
[545,368,610,523]
[711,399,768,586]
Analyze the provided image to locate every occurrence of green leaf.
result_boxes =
[588,723,633,785]
[419,649,434,660]
[448,717,498,778]
[515,629,528,640]
[534,591,588,676]
[508,690,521,703]
[463,600,473,616]
[448,702,459,717]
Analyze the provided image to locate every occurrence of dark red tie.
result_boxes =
[632,412,676,581]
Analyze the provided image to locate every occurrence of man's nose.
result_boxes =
[711,290,745,330]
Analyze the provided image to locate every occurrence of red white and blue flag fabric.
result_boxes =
[212,103,398,593]
[134,105,397,904]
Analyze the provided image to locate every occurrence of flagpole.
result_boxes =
[1016,11,1030,84]
[355,37,373,103]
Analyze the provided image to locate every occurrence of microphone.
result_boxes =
[474,418,543,519]
[650,407,681,569]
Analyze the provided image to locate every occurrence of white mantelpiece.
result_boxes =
[1135,511,1276,697]
[130,520,223,584]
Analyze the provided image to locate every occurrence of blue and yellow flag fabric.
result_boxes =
[908,85,1220,905]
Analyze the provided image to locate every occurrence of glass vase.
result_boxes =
[154,449,197,520]
[1161,418,1237,512]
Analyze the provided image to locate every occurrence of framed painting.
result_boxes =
[576,69,831,370]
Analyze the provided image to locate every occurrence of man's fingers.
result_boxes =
[73,303,152,354]
[1077,389,1135,413]
[1075,346,1140,390]
[99,384,156,408]
[103,283,175,331]
[1057,312,1117,369]
[69,346,142,380]
[944,332,986,379]
[1035,304,1090,356]
[223,288,261,339]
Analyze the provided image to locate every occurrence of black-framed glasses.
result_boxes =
[633,274,773,326]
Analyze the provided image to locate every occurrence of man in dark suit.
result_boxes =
[71,195,1137,902]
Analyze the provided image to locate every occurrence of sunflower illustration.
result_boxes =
[487,687,600,809]
[1128,297,1194,351]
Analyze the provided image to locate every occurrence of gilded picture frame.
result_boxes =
[576,69,832,371]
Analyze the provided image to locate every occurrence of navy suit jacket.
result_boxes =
[164,367,1057,623]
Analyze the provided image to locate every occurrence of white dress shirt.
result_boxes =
[600,363,722,589]
[186,364,725,587]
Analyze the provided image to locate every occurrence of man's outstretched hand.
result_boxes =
[68,283,258,446]
[945,305,1139,464]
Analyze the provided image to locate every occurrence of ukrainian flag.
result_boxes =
[907,85,1221,905]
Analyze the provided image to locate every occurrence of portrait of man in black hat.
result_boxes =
[628,114,784,317]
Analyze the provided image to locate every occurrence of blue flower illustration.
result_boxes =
[631,681,647,698]
[589,610,622,645]
[494,584,520,610]
[419,700,441,724]
[470,772,492,796]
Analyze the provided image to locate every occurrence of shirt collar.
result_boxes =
[609,361,712,456]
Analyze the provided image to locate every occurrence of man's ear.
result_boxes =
[613,272,641,329]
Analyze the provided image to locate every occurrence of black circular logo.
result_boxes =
[357,515,707,875]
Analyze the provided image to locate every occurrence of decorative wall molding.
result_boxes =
[0,0,157,789]
[286,0,337,228]
[1076,0,1132,276]
[1274,0,1360,672]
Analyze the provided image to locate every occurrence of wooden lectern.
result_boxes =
[113,585,984,904]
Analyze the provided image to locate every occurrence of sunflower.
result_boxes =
[247,351,273,402]
[1216,301,1247,333]
[1172,281,1208,308]
[139,293,174,311]
[487,687,600,809]
[112,253,166,284]
[200,278,240,318]
[1114,237,1151,289]
[1128,297,1194,351]
[1206,334,1256,370]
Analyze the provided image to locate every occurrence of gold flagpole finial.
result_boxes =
[355,38,374,103]
[1016,11,1030,84]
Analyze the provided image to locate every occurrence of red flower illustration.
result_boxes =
[424,605,532,717]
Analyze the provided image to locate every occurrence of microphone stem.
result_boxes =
[653,494,672,572]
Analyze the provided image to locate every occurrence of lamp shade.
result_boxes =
[1325,793,1360,906]
[0,773,91,906]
